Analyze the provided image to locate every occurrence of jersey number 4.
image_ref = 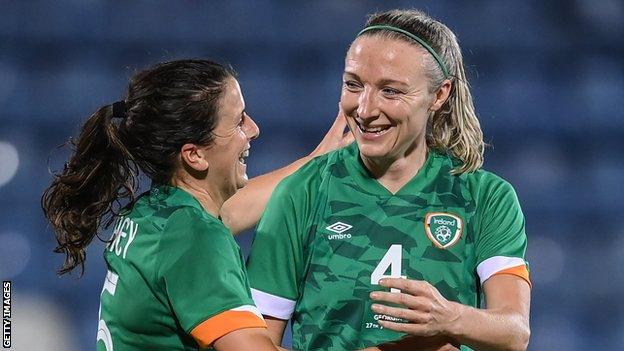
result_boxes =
[370,244,405,293]
[97,270,118,351]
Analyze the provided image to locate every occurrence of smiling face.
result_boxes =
[341,35,438,166]
[207,77,259,199]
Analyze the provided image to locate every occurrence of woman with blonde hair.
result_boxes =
[247,9,531,351]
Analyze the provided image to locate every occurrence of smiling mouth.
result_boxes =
[239,148,249,165]
[355,120,392,136]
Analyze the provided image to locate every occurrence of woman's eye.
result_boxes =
[344,81,361,90]
[382,87,401,95]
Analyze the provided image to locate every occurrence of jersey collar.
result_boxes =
[343,143,446,197]
[148,183,208,215]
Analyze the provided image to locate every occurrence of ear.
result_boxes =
[180,143,209,172]
[429,79,452,112]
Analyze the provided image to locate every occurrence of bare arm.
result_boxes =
[447,275,530,351]
[213,327,287,351]
[221,112,353,234]
[221,156,311,235]
[369,275,530,351]
[264,316,288,346]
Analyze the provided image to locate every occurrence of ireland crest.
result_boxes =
[424,212,463,249]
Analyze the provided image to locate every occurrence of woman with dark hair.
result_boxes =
[42,59,351,350]
[247,9,531,351]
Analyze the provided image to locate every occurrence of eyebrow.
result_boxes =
[343,71,410,88]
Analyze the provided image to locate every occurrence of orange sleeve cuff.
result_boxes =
[492,264,532,288]
[190,310,267,348]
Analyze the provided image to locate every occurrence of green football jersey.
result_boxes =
[97,185,265,351]
[247,143,529,351]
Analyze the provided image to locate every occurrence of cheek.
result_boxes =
[229,128,246,145]
[345,117,358,132]
[230,131,247,156]
[340,90,357,113]
[235,127,246,139]
[398,99,430,124]
[214,133,245,158]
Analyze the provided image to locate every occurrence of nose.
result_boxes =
[244,114,260,140]
[356,88,379,120]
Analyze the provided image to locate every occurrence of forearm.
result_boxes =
[221,111,352,234]
[221,155,312,234]
[370,277,530,351]
[263,316,288,348]
[447,302,529,351]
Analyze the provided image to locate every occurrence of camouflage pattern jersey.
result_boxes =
[247,142,530,351]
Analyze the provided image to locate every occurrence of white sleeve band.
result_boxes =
[250,288,296,320]
[476,256,526,285]
[231,304,264,320]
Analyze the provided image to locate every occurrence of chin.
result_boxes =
[357,142,391,160]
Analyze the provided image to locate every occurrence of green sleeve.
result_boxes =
[158,207,254,333]
[474,174,528,265]
[247,160,322,302]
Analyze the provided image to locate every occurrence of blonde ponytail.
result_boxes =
[428,55,484,173]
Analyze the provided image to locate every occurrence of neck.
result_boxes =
[361,141,428,194]
[170,176,225,219]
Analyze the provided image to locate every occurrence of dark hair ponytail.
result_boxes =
[42,104,138,275]
[42,59,236,275]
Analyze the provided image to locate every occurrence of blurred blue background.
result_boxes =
[0,0,622,350]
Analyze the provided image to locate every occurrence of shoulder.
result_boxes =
[155,206,240,274]
[456,167,523,220]
[429,152,512,191]
[165,205,226,229]
[429,150,515,193]
[273,143,354,199]
[462,169,518,201]
[161,206,233,250]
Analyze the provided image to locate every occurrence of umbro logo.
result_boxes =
[326,222,353,240]
[326,222,353,234]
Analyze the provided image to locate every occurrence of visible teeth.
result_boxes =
[239,149,249,164]
[358,123,389,134]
